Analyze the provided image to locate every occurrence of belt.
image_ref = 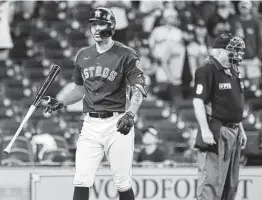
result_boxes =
[208,116,240,129]
[221,122,239,129]
[88,111,123,118]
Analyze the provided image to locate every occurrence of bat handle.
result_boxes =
[3,105,36,154]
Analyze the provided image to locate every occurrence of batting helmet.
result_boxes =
[87,7,116,38]
[213,33,245,65]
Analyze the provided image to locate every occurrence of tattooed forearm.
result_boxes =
[127,86,144,115]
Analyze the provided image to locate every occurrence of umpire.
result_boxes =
[193,33,247,200]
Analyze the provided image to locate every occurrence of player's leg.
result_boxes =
[73,118,105,200]
[105,125,135,200]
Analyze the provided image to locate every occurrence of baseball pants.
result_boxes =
[73,112,134,192]
[197,125,241,200]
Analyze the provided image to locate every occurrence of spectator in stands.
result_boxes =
[126,1,145,41]
[0,132,3,164]
[31,132,58,161]
[168,20,208,103]
[207,0,235,43]
[251,1,262,30]
[105,1,131,45]
[137,126,166,163]
[191,1,216,24]
[180,24,197,99]
[149,8,184,85]
[232,0,262,88]
[139,1,162,36]
[191,19,209,67]
[0,1,14,60]
[153,1,175,28]
[175,1,200,29]
[138,40,157,99]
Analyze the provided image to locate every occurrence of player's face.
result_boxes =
[91,21,108,42]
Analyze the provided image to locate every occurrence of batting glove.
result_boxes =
[117,111,135,135]
[43,96,64,113]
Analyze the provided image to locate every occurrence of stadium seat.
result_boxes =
[243,131,262,156]
[176,98,193,110]
[39,9,67,23]
[12,21,37,39]
[0,107,15,120]
[0,65,9,79]
[44,49,71,59]
[249,98,262,111]
[43,81,62,97]
[42,39,65,51]
[2,136,33,154]
[179,108,196,124]
[155,120,189,147]
[36,118,60,134]
[2,78,31,100]
[54,58,75,70]
[42,148,71,163]
[60,68,74,81]
[9,40,34,61]
[52,135,70,150]
[67,30,87,42]
[22,58,45,69]
[28,109,47,123]
[139,107,166,123]
[4,87,27,101]
[1,158,27,166]
[2,148,34,163]
[71,3,92,22]
[51,21,72,34]
[30,29,51,43]
[0,119,21,136]
[24,67,46,82]
[41,1,68,12]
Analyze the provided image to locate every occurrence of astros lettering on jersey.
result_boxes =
[73,41,145,113]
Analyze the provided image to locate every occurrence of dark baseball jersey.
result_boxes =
[194,56,245,123]
[73,41,145,113]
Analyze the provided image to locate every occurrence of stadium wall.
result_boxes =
[0,167,261,200]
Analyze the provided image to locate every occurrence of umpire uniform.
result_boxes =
[193,34,245,200]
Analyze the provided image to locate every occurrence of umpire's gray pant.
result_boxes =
[197,126,241,200]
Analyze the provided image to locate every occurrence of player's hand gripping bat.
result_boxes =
[3,65,61,155]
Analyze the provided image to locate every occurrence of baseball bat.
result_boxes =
[3,65,61,154]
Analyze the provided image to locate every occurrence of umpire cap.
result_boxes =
[213,33,233,49]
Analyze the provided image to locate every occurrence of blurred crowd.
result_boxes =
[1,0,262,167]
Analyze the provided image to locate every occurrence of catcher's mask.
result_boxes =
[226,36,245,65]
[87,7,116,39]
[213,33,245,65]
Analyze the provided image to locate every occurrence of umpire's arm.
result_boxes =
[193,66,213,129]
[193,98,210,132]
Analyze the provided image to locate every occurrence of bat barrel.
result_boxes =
[32,65,60,107]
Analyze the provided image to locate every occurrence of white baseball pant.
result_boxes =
[73,112,134,192]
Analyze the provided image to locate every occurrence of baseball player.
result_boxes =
[44,7,147,200]
[193,33,247,200]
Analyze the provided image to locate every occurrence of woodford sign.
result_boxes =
[29,167,262,200]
